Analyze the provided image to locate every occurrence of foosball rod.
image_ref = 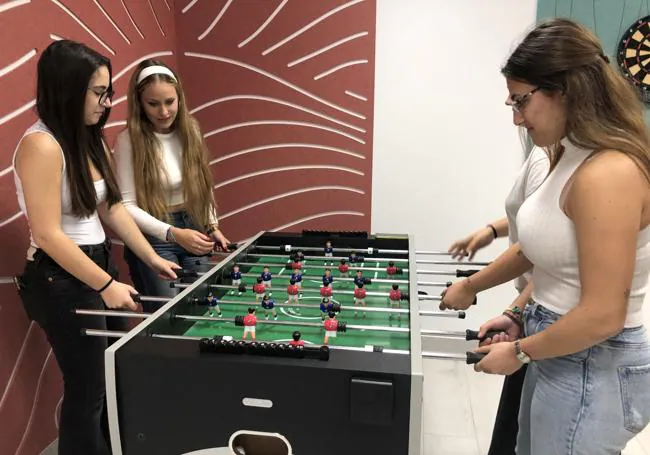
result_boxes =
[175,282,421,299]
[76,315,497,342]
[80,328,486,364]
[74,307,464,330]
[179,283,476,306]
[230,272,452,287]
[208,261,399,273]
[198,298,465,318]
[252,245,454,256]
[245,253,491,267]
[200,262,480,277]
[209,298,412,314]
[233,272,411,285]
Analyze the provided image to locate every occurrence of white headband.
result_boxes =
[137,65,176,84]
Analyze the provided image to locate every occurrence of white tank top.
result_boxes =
[517,138,650,327]
[13,120,107,255]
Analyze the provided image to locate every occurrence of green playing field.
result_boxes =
[183,256,411,350]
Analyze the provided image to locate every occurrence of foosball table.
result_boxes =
[85,231,490,455]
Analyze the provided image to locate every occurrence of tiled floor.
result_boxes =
[422,357,650,455]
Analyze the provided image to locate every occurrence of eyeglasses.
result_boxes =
[509,87,540,112]
[88,87,115,105]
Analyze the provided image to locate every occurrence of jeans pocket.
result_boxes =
[618,362,650,433]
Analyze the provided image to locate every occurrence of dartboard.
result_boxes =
[618,15,650,103]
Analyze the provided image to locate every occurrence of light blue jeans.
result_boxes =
[517,300,650,455]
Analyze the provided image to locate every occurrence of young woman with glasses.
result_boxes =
[441,18,650,454]
[13,40,179,455]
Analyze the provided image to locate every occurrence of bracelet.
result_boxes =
[166,227,176,243]
[487,224,498,239]
[206,225,218,235]
[97,277,114,293]
[503,309,524,327]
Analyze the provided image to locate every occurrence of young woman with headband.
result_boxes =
[114,60,230,305]
[13,40,179,455]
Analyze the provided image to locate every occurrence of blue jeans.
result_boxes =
[124,210,209,310]
[517,300,650,455]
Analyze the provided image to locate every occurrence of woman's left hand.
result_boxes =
[150,255,181,280]
[473,341,524,375]
[210,228,230,251]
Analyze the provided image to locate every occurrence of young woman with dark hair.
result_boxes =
[441,18,650,453]
[13,40,179,455]
[114,59,230,304]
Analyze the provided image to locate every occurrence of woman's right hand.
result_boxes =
[478,313,522,346]
[448,227,494,260]
[100,280,138,311]
[171,227,215,255]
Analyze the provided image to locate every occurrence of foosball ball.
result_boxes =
[79,231,491,455]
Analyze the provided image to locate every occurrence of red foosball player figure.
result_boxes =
[289,330,304,347]
[386,261,398,276]
[294,249,305,262]
[353,282,367,318]
[253,277,266,303]
[323,311,338,345]
[242,307,257,340]
[291,258,303,272]
[320,283,332,298]
[338,259,349,278]
[388,284,402,324]
[287,278,300,314]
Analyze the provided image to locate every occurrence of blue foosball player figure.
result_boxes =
[261,294,277,320]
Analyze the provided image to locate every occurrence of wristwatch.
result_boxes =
[514,340,531,364]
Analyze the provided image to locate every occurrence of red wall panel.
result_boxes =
[0,1,177,453]
[0,1,376,453]
[176,0,375,241]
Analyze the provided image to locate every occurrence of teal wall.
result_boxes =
[536,0,650,121]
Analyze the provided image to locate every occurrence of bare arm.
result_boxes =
[448,217,509,260]
[97,201,157,266]
[467,242,533,293]
[520,151,646,360]
[490,217,509,237]
[510,279,533,311]
[16,134,114,291]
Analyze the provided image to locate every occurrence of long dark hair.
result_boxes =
[36,40,122,217]
[502,18,650,176]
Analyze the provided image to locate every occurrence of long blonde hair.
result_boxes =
[126,59,216,230]
[502,18,650,177]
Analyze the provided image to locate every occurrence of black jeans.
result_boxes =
[487,364,527,455]
[16,239,128,455]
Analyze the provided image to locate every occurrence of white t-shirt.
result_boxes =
[504,146,550,292]
[114,129,218,241]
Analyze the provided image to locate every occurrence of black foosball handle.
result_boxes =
[457,269,480,277]
[173,268,198,279]
[466,352,486,364]
[465,329,504,342]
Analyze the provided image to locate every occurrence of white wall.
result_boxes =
[371,0,538,342]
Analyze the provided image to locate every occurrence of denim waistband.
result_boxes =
[526,298,648,344]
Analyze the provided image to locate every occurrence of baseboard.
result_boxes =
[39,439,57,455]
